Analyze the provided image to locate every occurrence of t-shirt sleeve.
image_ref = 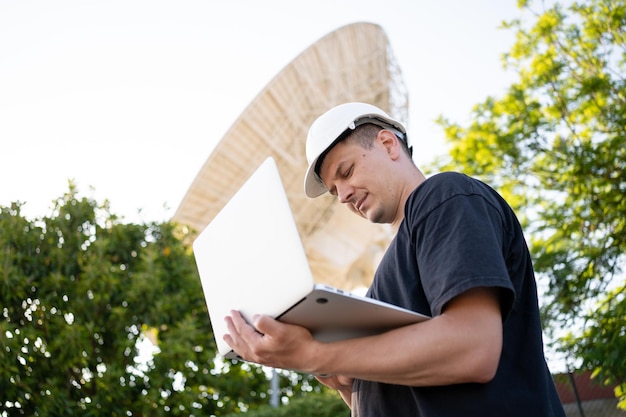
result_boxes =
[410,191,515,317]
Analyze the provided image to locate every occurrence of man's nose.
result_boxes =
[337,185,354,204]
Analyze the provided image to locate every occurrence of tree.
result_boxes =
[0,184,326,416]
[222,391,348,417]
[434,0,625,408]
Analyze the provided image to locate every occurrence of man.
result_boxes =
[224,102,565,416]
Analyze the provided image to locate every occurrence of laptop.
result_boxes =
[192,157,429,359]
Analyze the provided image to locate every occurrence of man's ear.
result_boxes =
[377,129,402,160]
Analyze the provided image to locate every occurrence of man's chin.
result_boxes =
[366,209,386,224]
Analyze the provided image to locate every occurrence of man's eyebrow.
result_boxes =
[333,161,347,179]
[325,161,346,196]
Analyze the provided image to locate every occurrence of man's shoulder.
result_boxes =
[406,171,503,222]
[403,172,467,226]
[423,171,472,187]
[411,171,474,203]
[419,171,499,199]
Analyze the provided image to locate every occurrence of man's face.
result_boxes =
[317,133,400,224]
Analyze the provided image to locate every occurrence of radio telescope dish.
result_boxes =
[173,22,409,290]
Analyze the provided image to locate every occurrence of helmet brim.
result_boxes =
[304,158,328,198]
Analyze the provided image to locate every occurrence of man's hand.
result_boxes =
[316,374,354,408]
[223,310,318,372]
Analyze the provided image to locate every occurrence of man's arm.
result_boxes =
[224,286,503,387]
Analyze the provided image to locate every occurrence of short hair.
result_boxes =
[315,123,412,176]
[347,123,413,158]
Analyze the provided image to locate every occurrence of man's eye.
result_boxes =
[343,166,353,178]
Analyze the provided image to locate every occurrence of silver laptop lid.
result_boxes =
[192,157,314,357]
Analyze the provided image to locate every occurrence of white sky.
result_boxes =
[0,0,521,223]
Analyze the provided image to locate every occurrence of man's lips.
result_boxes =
[355,194,367,213]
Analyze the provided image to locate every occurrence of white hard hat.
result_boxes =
[304,102,407,198]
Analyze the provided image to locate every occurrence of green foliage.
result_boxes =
[434,0,625,408]
[222,390,348,417]
[0,184,326,416]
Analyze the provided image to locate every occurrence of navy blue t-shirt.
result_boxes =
[352,172,564,417]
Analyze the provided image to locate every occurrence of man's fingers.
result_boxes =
[336,375,354,386]
[224,311,260,357]
[315,374,354,390]
[252,314,279,336]
[223,310,316,371]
